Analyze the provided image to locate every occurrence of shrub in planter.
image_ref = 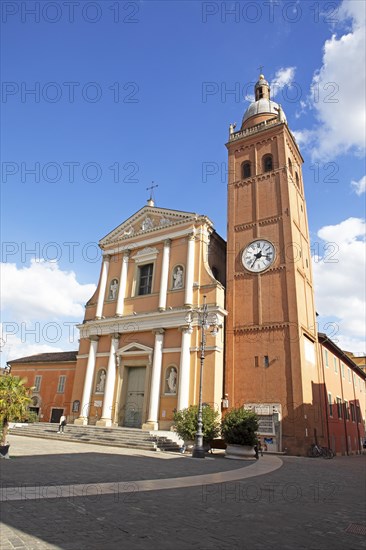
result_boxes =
[173,404,220,443]
[221,408,258,447]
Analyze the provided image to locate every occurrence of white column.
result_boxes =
[158,239,171,311]
[75,336,99,425]
[177,328,191,410]
[116,252,129,316]
[146,330,164,430]
[97,334,119,426]
[95,255,110,319]
[184,235,195,306]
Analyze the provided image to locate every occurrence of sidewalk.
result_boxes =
[1,436,365,550]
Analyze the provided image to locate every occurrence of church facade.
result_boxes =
[7,73,366,456]
[71,203,226,430]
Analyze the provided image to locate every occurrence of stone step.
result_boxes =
[9,423,181,452]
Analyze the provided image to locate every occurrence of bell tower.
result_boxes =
[225,74,325,455]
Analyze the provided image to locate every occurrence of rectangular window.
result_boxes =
[336,397,342,418]
[34,375,42,392]
[341,363,345,378]
[356,406,361,423]
[344,400,349,420]
[324,349,329,367]
[333,357,338,373]
[328,393,333,417]
[348,368,351,382]
[264,355,269,368]
[57,375,66,393]
[138,263,153,296]
[254,356,259,368]
[350,403,356,422]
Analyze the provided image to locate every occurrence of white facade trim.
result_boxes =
[102,227,197,257]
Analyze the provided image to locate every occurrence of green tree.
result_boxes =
[173,404,220,442]
[0,375,32,446]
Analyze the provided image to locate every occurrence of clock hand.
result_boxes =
[251,251,262,268]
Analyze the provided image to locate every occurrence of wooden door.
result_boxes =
[123,367,145,428]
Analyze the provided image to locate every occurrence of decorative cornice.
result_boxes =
[227,117,283,145]
[234,265,285,278]
[234,222,256,232]
[234,323,291,335]
[77,306,227,339]
[258,215,283,226]
[101,227,198,257]
[131,246,159,263]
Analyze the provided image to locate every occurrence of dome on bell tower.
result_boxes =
[241,73,286,130]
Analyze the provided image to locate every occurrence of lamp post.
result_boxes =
[187,296,221,459]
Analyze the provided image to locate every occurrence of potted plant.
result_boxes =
[221,408,259,460]
[0,375,32,459]
[173,404,220,453]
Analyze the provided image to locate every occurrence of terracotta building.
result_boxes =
[224,74,363,455]
[7,352,77,423]
[7,73,365,455]
[319,333,365,455]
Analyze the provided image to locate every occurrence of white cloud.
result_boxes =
[1,329,65,364]
[312,217,366,351]
[351,174,366,195]
[270,66,296,98]
[0,260,94,367]
[1,259,96,322]
[300,0,366,160]
[291,129,316,148]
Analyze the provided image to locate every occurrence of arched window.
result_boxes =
[242,161,251,179]
[164,366,178,394]
[108,278,119,300]
[263,155,273,173]
[288,158,293,175]
[295,172,300,188]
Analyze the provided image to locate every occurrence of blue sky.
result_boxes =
[1,0,365,363]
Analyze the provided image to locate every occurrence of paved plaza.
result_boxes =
[1,436,365,549]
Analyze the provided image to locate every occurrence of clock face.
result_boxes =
[242,239,275,273]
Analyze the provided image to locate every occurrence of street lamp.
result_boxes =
[186,295,222,459]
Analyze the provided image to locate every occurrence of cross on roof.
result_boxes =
[146,182,158,201]
[257,65,264,75]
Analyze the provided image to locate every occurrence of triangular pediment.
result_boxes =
[100,206,207,247]
[118,342,153,355]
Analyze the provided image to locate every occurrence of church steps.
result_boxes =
[9,423,181,452]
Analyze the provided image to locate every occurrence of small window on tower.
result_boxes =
[258,87,263,98]
[263,155,273,173]
[288,158,293,175]
[264,356,269,368]
[295,172,300,188]
[242,161,251,179]
[254,356,259,368]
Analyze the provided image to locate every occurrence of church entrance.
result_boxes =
[123,367,146,428]
[50,408,64,423]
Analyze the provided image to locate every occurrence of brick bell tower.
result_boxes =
[225,74,326,455]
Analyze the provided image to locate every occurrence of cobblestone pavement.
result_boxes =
[1,436,365,549]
